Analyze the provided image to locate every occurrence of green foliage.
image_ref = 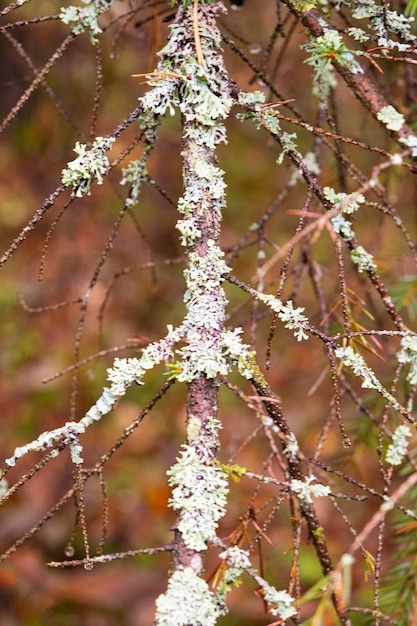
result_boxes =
[405,0,417,17]
[380,467,417,624]
[390,275,417,320]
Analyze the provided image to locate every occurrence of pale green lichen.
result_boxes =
[140,12,233,128]
[176,217,202,246]
[60,0,112,44]
[324,186,365,242]
[0,477,9,499]
[238,90,265,107]
[330,214,354,241]
[350,1,384,20]
[219,545,251,580]
[285,432,300,457]
[324,187,365,214]
[290,475,331,503]
[377,105,405,131]
[350,246,376,273]
[335,346,401,410]
[289,151,321,187]
[184,124,228,150]
[258,108,299,163]
[346,27,370,43]
[351,0,415,50]
[136,8,234,389]
[141,77,179,117]
[155,567,221,626]
[261,111,281,135]
[257,581,297,619]
[5,324,185,467]
[108,324,185,393]
[258,294,309,341]
[400,133,417,157]
[120,158,148,207]
[4,420,89,467]
[221,327,252,360]
[174,242,231,382]
[336,346,381,390]
[276,131,298,164]
[218,547,296,619]
[66,426,84,464]
[62,137,115,196]
[167,445,229,551]
[397,334,417,385]
[386,425,412,466]
[219,328,261,380]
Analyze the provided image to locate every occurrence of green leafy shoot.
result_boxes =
[405,0,417,17]
[379,464,417,625]
[389,275,417,320]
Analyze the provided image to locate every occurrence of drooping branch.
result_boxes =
[250,375,352,625]
[283,3,417,158]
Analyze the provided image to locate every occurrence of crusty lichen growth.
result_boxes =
[167,433,229,551]
[377,105,405,132]
[62,137,115,197]
[217,547,297,619]
[385,425,412,466]
[335,346,402,411]
[398,335,417,385]
[4,324,185,467]
[60,0,112,44]
[290,475,331,503]
[155,567,222,626]
[155,3,235,620]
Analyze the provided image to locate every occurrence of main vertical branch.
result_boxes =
[171,4,231,572]
[172,126,226,571]
[152,4,234,611]
[153,4,236,622]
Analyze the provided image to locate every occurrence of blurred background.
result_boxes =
[1,1,417,624]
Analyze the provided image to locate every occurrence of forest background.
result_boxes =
[1,1,417,625]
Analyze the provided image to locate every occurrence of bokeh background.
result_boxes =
[1,1,417,624]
